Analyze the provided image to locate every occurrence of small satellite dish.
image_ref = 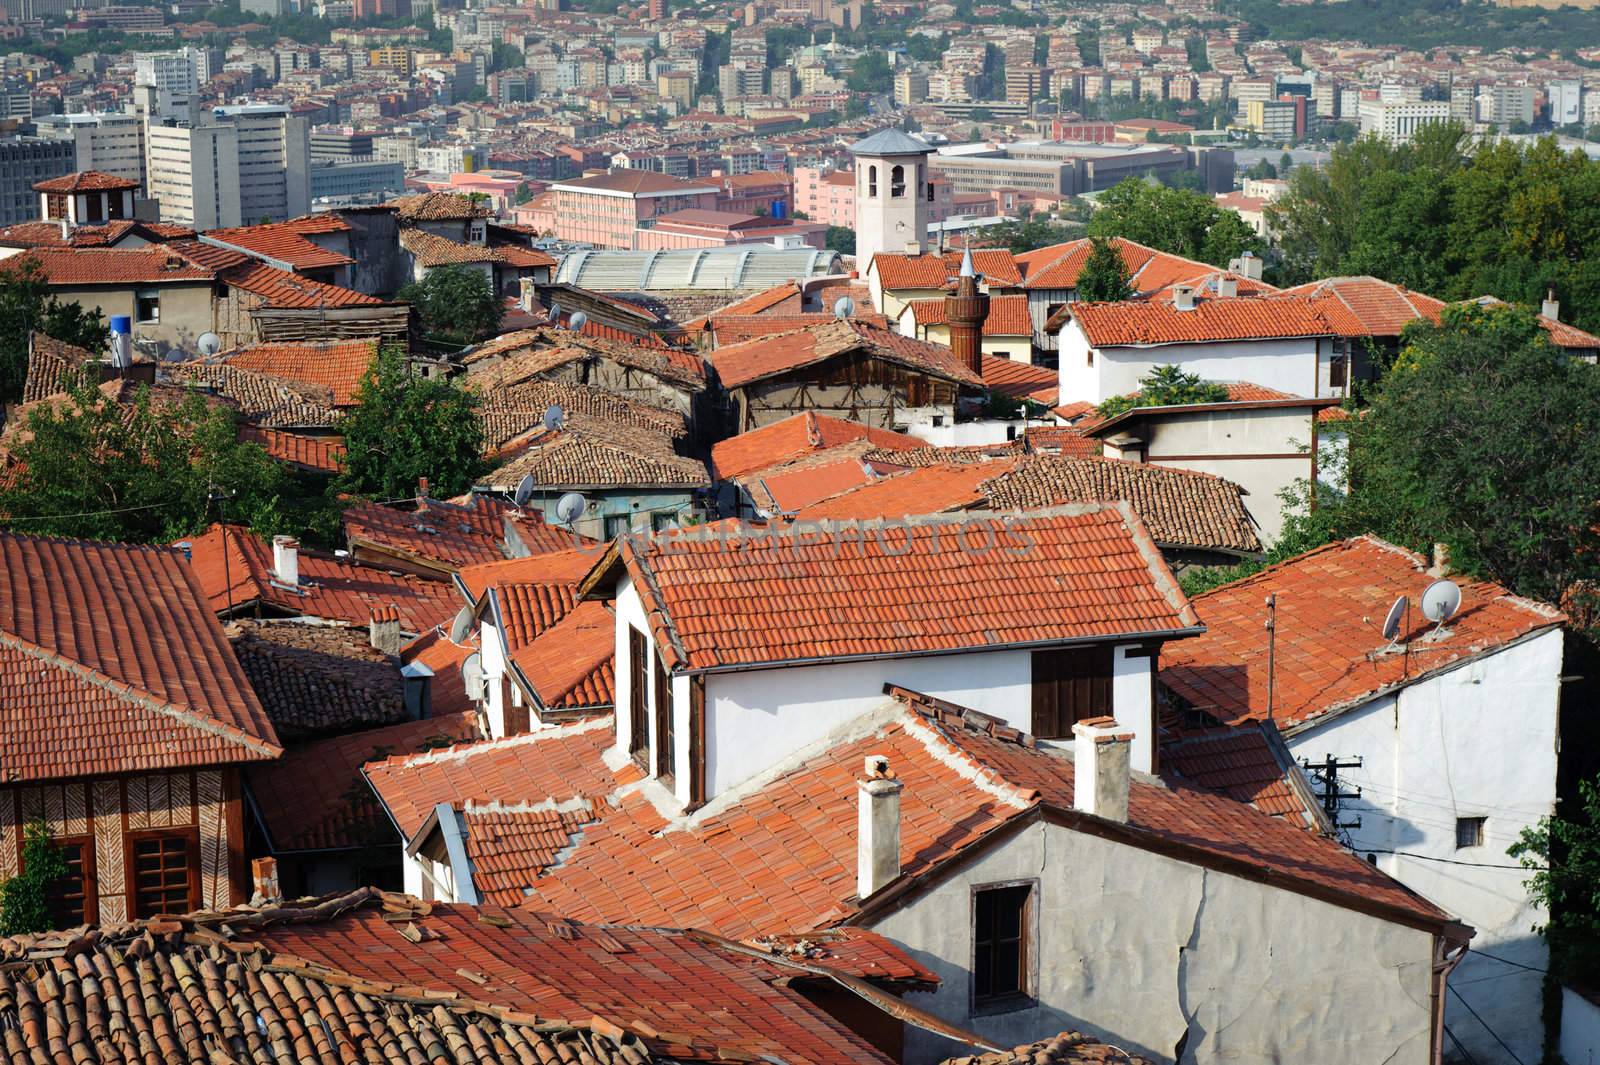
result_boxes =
[1420,579,1462,625]
[833,295,855,319]
[461,653,484,701]
[512,472,536,508]
[547,300,562,324]
[448,604,473,644]
[568,310,589,333]
[197,331,222,357]
[541,403,564,432]
[1381,595,1408,641]
[555,491,586,525]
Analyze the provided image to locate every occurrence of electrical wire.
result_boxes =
[1444,1025,1483,1065]
[1,499,181,522]
[1463,948,1548,975]
[1448,983,1528,1065]
[1364,848,1548,871]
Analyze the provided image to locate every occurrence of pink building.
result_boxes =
[634,209,828,250]
[793,166,957,228]
[528,170,719,248]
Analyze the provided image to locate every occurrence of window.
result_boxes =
[1030,646,1113,739]
[1456,817,1486,849]
[927,176,935,203]
[654,656,674,783]
[1086,348,1094,367]
[890,164,906,197]
[1329,353,1348,390]
[867,165,877,198]
[629,627,649,761]
[128,829,199,918]
[973,883,1033,1008]
[135,289,160,324]
[46,836,95,926]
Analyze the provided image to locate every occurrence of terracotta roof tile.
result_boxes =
[237,425,346,473]
[508,598,616,710]
[478,413,709,491]
[456,547,605,603]
[861,441,1025,467]
[873,250,1022,289]
[392,190,493,220]
[710,411,925,480]
[32,169,139,193]
[343,494,583,572]
[16,245,216,284]
[400,228,509,266]
[22,332,100,403]
[1160,723,1319,824]
[1069,296,1335,347]
[1162,536,1564,729]
[754,456,880,514]
[205,217,355,271]
[706,312,892,344]
[909,294,1034,338]
[166,362,341,428]
[249,712,480,851]
[220,257,384,308]
[226,618,404,740]
[980,352,1057,403]
[1022,425,1101,457]
[794,459,1017,521]
[709,318,983,389]
[943,1032,1153,1065]
[464,327,707,390]
[0,531,280,780]
[473,378,687,450]
[615,505,1200,673]
[222,338,377,406]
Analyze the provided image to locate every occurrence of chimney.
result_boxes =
[58,216,70,241]
[1072,717,1132,823]
[271,535,299,587]
[251,856,282,906]
[1216,276,1238,299]
[1429,542,1453,578]
[1172,284,1197,311]
[417,476,430,500]
[518,277,536,313]
[857,755,901,899]
[370,607,402,655]
[1542,286,1560,322]
[1228,251,1263,281]
[945,246,988,376]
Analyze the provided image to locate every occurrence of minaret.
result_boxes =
[945,247,988,375]
[849,128,934,271]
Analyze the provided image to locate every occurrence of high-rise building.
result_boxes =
[145,106,310,230]
[894,70,928,107]
[34,112,148,188]
[134,48,201,97]
[1477,83,1535,128]
[1358,98,1451,145]
[1547,80,1582,126]
[0,137,76,226]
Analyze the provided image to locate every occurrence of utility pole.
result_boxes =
[1302,753,1363,842]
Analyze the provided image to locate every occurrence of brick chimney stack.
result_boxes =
[945,247,988,376]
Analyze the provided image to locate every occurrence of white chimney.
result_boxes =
[857,755,902,899]
[1073,717,1132,823]
[272,535,299,586]
[1542,287,1560,322]
[1171,284,1197,311]
[518,276,536,313]
[1216,276,1238,299]
[1228,252,1264,281]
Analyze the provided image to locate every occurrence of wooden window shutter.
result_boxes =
[688,675,707,809]
[654,656,674,782]
[1031,646,1114,739]
[628,627,648,759]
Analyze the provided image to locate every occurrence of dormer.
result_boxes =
[34,171,139,226]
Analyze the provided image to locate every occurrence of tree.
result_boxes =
[0,382,293,543]
[0,259,107,404]
[1086,178,1265,266]
[969,107,994,123]
[825,226,856,256]
[985,216,1082,254]
[0,820,67,936]
[1095,364,1230,419]
[846,51,891,94]
[1509,775,1600,985]
[1076,237,1132,301]
[397,265,503,343]
[338,346,486,501]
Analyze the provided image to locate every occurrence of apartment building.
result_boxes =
[0,137,76,226]
[35,112,147,188]
[146,106,311,229]
[1358,98,1452,145]
[531,169,718,248]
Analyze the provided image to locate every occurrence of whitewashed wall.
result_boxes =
[1058,321,1323,405]
[1562,987,1600,1065]
[1287,628,1563,1065]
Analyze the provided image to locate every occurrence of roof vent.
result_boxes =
[857,755,901,900]
[1216,276,1238,299]
[272,535,299,587]
[1172,284,1197,312]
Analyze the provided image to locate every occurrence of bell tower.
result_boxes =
[849,128,934,272]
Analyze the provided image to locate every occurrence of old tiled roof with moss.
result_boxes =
[478,413,709,492]
[392,190,494,221]
[474,378,687,452]
[942,1033,1152,1065]
[166,362,342,429]
[464,328,707,391]
[225,619,406,741]
[22,333,101,403]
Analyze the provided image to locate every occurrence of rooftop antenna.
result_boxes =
[448,604,474,644]
[555,491,587,527]
[197,331,222,357]
[833,295,855,319]
[547,300,563,327]
[461,652,485,703]
[1419,578,1462,638]
[512,472,536,508]
[541,403,565,431]
[1380,594,1408,649]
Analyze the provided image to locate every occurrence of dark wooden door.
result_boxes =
[1031,646,1113,739]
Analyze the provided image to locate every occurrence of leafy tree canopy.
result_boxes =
[0,260,108,405]
[0,821,66,936]
[397,264,504,344]
[1086,178,1264,267]
[1510,773,1600,986]
[825,226,856,256]
[846,51,892,94]
[1096,364,1229,420]
[1075,236,1133,302]
[338,346,486,501]
[984,215,1083,255]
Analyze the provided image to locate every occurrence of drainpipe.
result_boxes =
[1430,938,1469,1065]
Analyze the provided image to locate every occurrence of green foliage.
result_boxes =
[1245,158,1278,181]
[969,107,994,123]
[1086,178,1265,266]
[1509,776,1600,985]
[0,260,107,405]
[825,226,856,256]
[0,821,68,936]
[984,216,1083,254]
[1095,364,1230,419]
[1180,558,1266,598]
[337,346,486,501]
[1228,0,1600,51]
[396,265,503,344]
[0,383,295,543]
[490,42,523,71]
[847,51,892,94]
[1076,236,1133,302]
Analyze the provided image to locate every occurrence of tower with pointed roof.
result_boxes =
[848,128,933,272]
[945,247,988,374]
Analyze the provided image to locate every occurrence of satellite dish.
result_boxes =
[197,331,222,357]
[512,472,536,508]
[461,652,484,701]
[568,310,589,333]
[555,491,586,525]
[1420,579,1462,625]
[449,604,473,644]
[547,300,562,324]
[541,403,564,431]
[1381,595,1408,642]
[833,295,855,319]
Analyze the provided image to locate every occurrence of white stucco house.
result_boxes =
[1058,292,1341,406]
[1162,535,1570,1065]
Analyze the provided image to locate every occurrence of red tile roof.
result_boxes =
[205,217,355,271]
[794,459,1017,521]
[0,532,280,780]
[456,546,603,602]
[222,338,378,406]
[226,618,403,739]
[1017,237,1235,300]
[249,711,481,852]
[1162,536,1564,730]
[872,250,1021,289]
[344,494,582,572]
[507,598,616,711]
[32,170,138,193]
[1023,425,1101,457]
[1160,723,1321,825]
[555,170,716,195]
[603,505,1201,673]
[464,328,706,390]
[1068,296,1335,347]
[392,191,493,220]
[237,425,346,473]
[221,257,384,308]
[706,312,893,345]
[980,352,1057,403]
[756,456,879,513]
[1276,276,1444,337]
[909,294,1034,338]
[709,319,983,389]
[17,246,217,285]
[512,692,1456,937]
[709,411,926,480]
[183,523,460,632]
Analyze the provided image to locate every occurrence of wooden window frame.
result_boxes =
[628,626,649,763]
[125,826,201,919]
[970,879,1038,1014]
[654,655,675,784]
[38,833,96,927]
[1030,645,1114,739]
[1455,816,1486,850]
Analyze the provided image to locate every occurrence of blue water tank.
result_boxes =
[109,315,131,335]
[771,199,786,220]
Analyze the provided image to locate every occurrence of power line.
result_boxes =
[1448,984,1527,1065]
[1,499,181,522]
[1444,1025,1482,1065]
[1363,848,1547,871]
[1465,948,1548,975]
